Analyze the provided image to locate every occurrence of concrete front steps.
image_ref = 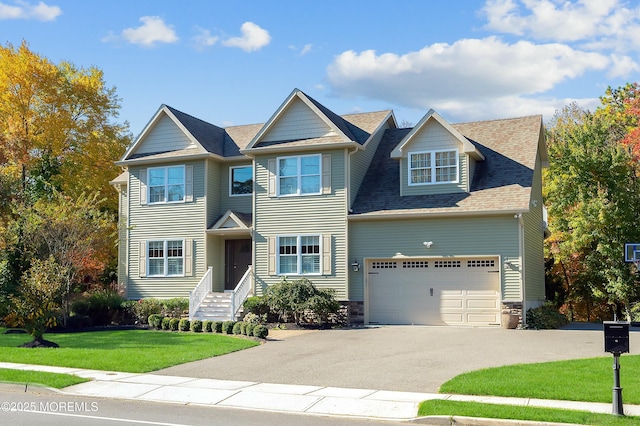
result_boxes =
[191,292,236,322]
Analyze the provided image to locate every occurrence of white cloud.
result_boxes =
[482,0,640,52]
[300,44,312,55]
[116,16,178,47]
[222,22,271,52]
[192,26,219,50]
[326,37,609,121]
[0,1,61,21]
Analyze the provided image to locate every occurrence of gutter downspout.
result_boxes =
[517,213,526,324]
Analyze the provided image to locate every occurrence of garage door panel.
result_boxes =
[369,257,501,326]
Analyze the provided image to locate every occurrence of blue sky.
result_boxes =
[2,0,639,136]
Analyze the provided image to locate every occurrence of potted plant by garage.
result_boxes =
[501,309,520,329]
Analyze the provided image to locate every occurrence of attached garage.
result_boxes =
[367,257,501,326]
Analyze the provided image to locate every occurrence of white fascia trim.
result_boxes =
[348,209,529,221]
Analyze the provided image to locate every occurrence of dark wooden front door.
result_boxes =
[225,239,252,290]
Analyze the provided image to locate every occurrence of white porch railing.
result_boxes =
[230,265,253,319]
[189,266,212,320]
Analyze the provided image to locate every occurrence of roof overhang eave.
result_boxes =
[115,152,222,166]
[348,208,529,221]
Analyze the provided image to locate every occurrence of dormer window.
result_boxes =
[409,150,458,185]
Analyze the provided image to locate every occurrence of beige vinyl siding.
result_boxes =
[349,122,391,205]
[127,160,206,299]
[348,216,521,301]
[117,184,129,296]
[134,114,197,156]
[253,149,348,299]
[220,162,253,213]
[205,159,221,227]
[261,98,337,142]
[523,155,545,302]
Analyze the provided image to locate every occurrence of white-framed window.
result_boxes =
[147,240,184,276]
[229,165,253,196]
[278,154,321,196]
[277,235,320,275]
[148,165,185,203]
[408,150,458,185]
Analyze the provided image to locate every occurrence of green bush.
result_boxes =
[526,303,569,329]
[148,314,162,329]
[203,320,212,332]
[85,289,126,326]
[162,298,189,318]
[222,320,235,334]
[213,321,223,333]
[245,323,255,336]
[253,324,269,339]
[71,299,90,316]
[178,318,190,332]
[243,296,270,315]
[132,298,163,324]
[67,314,92,329]
[161,317,171,330]
[232,322,242,335]
[190,319,203,332]
[239,322,247,335]
[264,277,340,324]
[169,318,180,331]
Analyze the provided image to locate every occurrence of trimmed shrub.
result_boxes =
[253,324,269,339]
[239,322,247,335]
[243,296,270,315]
[242,312,265,325]
[191,319,203,332]
[222,320,235,334]
[178,318,190,332]
[169,318,180,331]
[203,320,213,333]
[213,321,223,333]
[148,314,162,329]
[245,323,255,336]
[161,317,171,330]
[232,321,242,335]
[132,298,163,324]
[526,303,569,330]
[67,314,92,329]
[71,299,90,316]
[162,298,189,318]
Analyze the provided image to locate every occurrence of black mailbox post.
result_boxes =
[603,321,630,416]
[604,322,630,354]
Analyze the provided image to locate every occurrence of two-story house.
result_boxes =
[111,88,547,327]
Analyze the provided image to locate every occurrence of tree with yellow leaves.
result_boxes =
[0,40,130,212]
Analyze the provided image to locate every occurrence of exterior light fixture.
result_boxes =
[351,259,360,272]
[423,241,433,248]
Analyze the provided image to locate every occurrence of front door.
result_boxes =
[225,239,252,290]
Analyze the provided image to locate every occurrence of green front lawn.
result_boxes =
[0,328,259,372]
[0,368,88,388]
[418,400,640,426]
[439,355,640,404]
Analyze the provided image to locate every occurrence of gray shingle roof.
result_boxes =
[165,105,226,156]
[351,115,543,217]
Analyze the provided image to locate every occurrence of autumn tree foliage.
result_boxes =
[0,40,130,212]
[544,87,640,321]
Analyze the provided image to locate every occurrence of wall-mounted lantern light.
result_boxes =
[351,259,360,272]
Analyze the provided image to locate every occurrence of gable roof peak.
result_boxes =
[390,109,485,161]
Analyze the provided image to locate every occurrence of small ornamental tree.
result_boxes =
[6,256,66,347]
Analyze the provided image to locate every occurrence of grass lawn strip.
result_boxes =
[0,328,259,373]
[439,355,640,405]
[419,400,640,426]
[0,368,88,389]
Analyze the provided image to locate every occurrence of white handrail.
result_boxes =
[231,266,253,319]
[189,266,212,320]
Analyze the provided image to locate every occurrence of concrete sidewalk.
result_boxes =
[2,361,640,422]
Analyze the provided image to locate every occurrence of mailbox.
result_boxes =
[604,321,630,354]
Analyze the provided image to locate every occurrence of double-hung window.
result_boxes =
[278,235,320,275]
[409,150,458,185]
[230,165,253,196]
[148,240,184,276]
[278,154,321,196]
[148,166,185,203]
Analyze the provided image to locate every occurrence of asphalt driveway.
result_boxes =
[156,324,640,393]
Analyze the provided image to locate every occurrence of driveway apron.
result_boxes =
[155,325,639,393]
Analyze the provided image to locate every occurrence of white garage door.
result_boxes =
[368,258,501,326]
